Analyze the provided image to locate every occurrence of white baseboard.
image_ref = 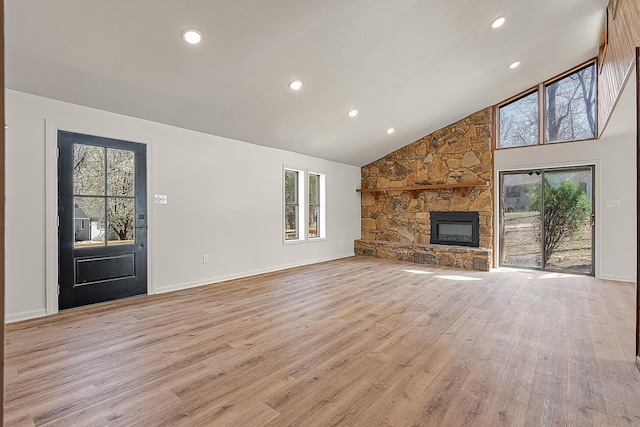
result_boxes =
[6,309,48,324]
[597,273,635,283]
[154,252,355,294]
[5,254,357,322]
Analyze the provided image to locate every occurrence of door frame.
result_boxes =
[635,46,639,370]
[45,120,155,315]
[498,165,596,275]
[494,159,601,278]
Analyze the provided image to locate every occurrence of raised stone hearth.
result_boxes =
[354,239,491,272]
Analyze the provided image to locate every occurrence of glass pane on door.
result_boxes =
[73,144,105,196]
[542,168,593,274]
[107,197,135,245]
[500,172,542,268]
[74,196,106,247]
[107,148,135,196]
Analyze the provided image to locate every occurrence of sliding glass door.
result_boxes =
[499,166,594,275]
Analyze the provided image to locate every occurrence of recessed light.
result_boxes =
[491,17,506,29]
[386,128,395,134]
[289,80,303,90]
[509,61,521,69]
[347,109,358,118]
[182,29,203,45]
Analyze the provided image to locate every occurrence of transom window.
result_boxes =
[545,63,596,143]
[498,91,538,148]
[497,61,596,149]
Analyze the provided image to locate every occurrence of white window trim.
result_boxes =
[496,60,598,149]
[282,166,328,245]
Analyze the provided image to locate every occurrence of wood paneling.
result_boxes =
[4,257,640,426]
[598,0,640,135]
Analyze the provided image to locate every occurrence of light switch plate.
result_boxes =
[605,199,620,208]
[155,194,168,204]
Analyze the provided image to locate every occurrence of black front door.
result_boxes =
[58,131,147,310]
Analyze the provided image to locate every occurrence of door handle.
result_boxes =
[589,213,595,227]
[135,225,147,230]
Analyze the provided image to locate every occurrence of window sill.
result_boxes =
[283,238,306,246]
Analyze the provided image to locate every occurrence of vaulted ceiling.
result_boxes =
[5,0,607,166]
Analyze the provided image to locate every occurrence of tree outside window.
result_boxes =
[73,144,135,246]
[497,61,597,149]
[545,63,596,143]
[309,173,321,238]
[284,169,301,240]
[498,91,539,148]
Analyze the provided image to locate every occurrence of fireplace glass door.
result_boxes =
[499,166,594,275]
[430,211,480,247]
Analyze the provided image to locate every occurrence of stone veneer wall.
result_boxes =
[356,108,494,269]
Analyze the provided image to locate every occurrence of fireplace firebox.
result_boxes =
[430,211,480,247]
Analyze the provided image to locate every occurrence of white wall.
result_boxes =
[5,90,362,322]
[494,74,637,282]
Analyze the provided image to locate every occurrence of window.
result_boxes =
[283,167,325,243]
[498,91,539,148]
[308,172,325,239]
[284,168,304,241]
[545,63,596,143]
[497,61,596,149]
[73,144,136,247]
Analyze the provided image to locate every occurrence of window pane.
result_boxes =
[545,63,596,143]
[285,170,298,204]
[107,197,135,245]
[74,196,105,247]
[309,173,320,238]
[284,169,300,240]
[542,169,592,274]
[285,205,298,240]
[73,144,105,196]
[500,173,542,268]
[107,148,135,197]
[498,91,539,148]
[309,174,318,205]
[309,205,318,238]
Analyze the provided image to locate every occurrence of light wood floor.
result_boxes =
[5,257,640,426]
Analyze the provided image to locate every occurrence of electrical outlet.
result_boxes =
[203,254,209,264]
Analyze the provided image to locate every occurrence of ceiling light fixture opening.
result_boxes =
[347,109,358,118]
[386,128,395,134]
[491,17,506,29]
[508,61,521,69]
[289,80,303,90]
[182,29,203,45]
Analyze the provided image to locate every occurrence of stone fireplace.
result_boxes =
[354,108,493,271]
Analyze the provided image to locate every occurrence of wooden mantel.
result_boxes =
[356,181,490,199]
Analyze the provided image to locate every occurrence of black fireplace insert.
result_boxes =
[430,211,480,247]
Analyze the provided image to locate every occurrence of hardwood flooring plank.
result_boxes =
[4,257,640,426]
[223,402,280,426]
